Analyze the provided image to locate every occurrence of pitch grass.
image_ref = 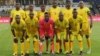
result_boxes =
[0,22,100,56]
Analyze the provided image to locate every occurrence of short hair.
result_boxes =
[45,12,49,14]
[73,8,77,11]
[79,1,84,4]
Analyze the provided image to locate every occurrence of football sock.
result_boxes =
[34,41,39,53]
[87,38,91,49]
[79,41,83,51]
[25,38,30,53]
[55,42,60,53]
[21,43,25,54]
[13,43,18,54]
[65,42,69,53]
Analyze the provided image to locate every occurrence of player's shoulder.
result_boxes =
[21,19,26,24]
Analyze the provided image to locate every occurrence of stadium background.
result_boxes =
[0,0,100,56]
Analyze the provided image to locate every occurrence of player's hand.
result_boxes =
[50,37,54,41]
[14,37,16,38]
[40,37,45,42]
[69,30,72,34]
[79,30,83,36]
[90,24,93,29]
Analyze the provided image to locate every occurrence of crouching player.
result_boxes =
[38,12,55,56]
[11,15,26,56]
[69,9,83,56]
[25,12,39,56]
[55,12,69,54]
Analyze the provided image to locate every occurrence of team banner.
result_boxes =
[0,15,100,23]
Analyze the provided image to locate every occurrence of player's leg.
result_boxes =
[69,33,74,55]
[63,31,69,54]
[33,35,39,54]
[20,37,25,56]
[25,34,30,56]
[82,23,91,54]
[55,32,61,53]
[77,34,83,56]
[50,37,55,56]
[38,30,45,56]
[13,37,18,56]
[49,32,55,56]
[86,34,91,54]
[45,36,49,53]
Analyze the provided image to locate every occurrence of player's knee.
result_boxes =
[40,38,44,42]
[34,35,38,39]
[86,35,89,39]
[70,40,73,42]
[20,38,24,43]
[14,38,18,43]
[45,36,49,40]
[25,35,29,40]
[64,39,69,42]
[56,39,60,42]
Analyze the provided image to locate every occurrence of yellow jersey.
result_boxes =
[77,7,90,22]
[48,7,61,21]
[69,15,83,32]
[37,10,46,20]
[10,9,25,21]
[25,10,37,18]
[55,19,69,32]
[62,8,73,20]
[11,19,26,37]
[25,17,38,34]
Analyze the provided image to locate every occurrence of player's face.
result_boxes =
[73,11,77,17]
[79,3,84,8]
[59,13,64,21]
[15,3,20,9]
[29,13,34,19]
[66,2,71,9]
[29,5,33,11]
[45,13,49,22]
[15,15,20,24]
[53,2,57,8]
[41,5,45,11]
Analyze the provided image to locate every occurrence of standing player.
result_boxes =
[38,12,55,56]
[69,9,83,56]
[37,5,46,20]
[48,1,61,21]
[77,1,93,54]
[25,4,37,19]
[10,3,25,23]
[11,15,26,56]
[55,12,69,54]
[25,12,39,56]
[62,0,73,20]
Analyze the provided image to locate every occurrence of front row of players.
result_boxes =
[11,9,86,56]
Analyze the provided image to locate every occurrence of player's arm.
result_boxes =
[66,21,69,38]
[87,11,93,28]
[22,10,26,20]
[79,17,83,35]
[22,25,26,38]
[11,27,16,37]
[68,19,72,34]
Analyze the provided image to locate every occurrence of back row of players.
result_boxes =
[10,0,93,56]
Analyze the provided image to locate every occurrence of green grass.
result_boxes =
[0,22,100,56]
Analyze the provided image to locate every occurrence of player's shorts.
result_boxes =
[56,30,68,40]
[39,29,54,39]
[15,31,23,38]
[27,31,39,41]
[82,22,91,35]
[70,31,82,41]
